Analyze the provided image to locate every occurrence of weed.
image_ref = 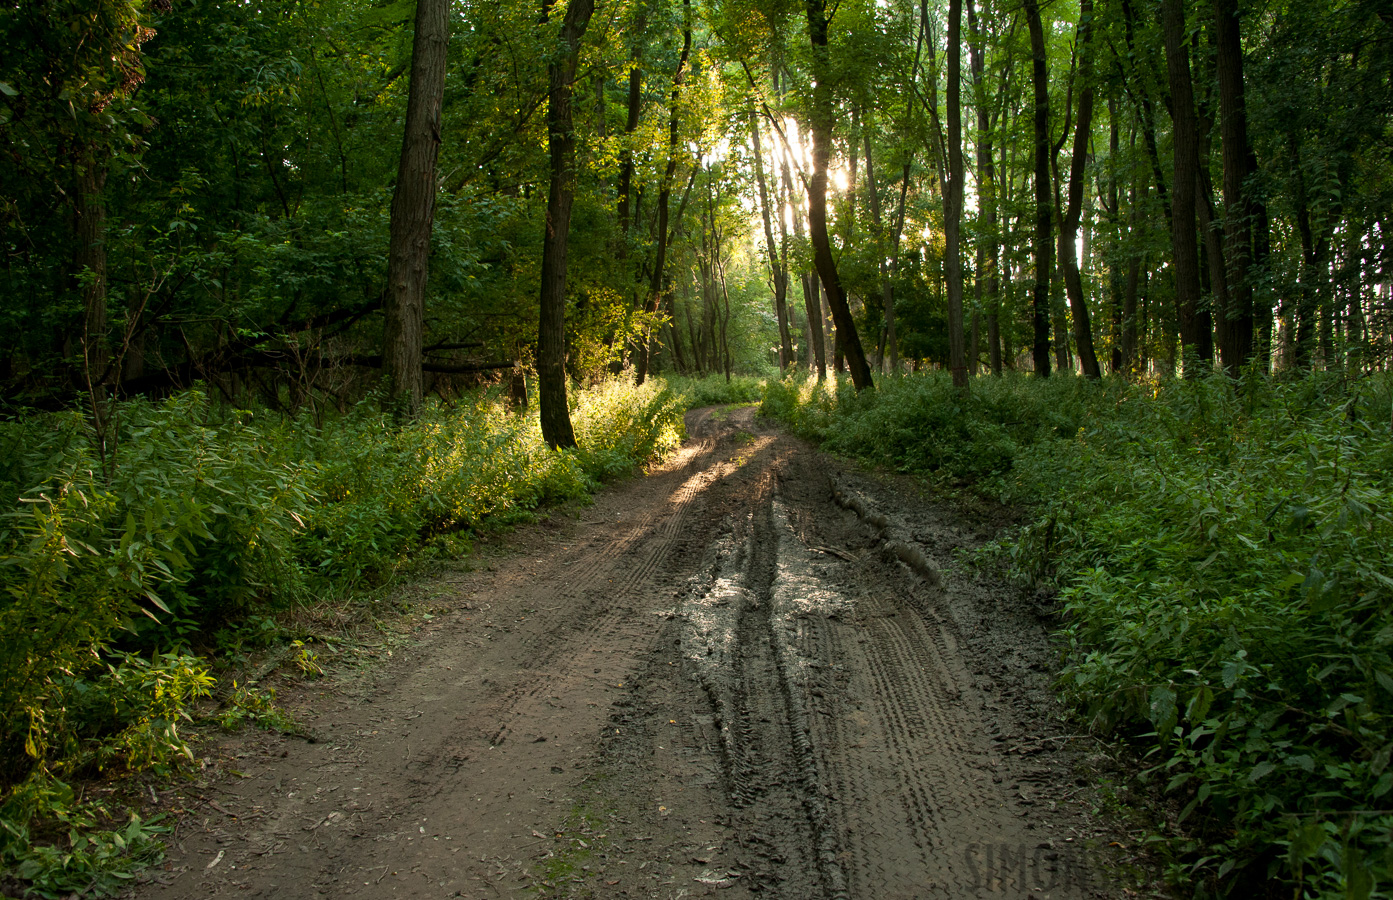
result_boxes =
[216,683,296,734]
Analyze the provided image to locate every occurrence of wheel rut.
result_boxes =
[138,406,1124,900]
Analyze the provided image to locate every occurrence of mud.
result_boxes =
[134,406,1134,900]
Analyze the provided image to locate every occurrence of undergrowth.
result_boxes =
[0,375,683,895]
[667,373,766,409]
[763,369,1393,899]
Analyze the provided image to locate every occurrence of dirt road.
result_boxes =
[138,406,1130,900]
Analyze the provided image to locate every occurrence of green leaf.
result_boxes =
[143,589,172,614]
[1287,820,1328,867]
[0,81,17,97]
[1376,671,1393,695]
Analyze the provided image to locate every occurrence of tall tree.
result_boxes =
[967,0,1003,377]
[537,0,596,448]
[779,145,827,379]
[1160,0,1207,371]
[635,0,692,385]
[750,110,793,370]
[1213,0,1256,370]
[1023,0,1053,377]
[383,0,451,414]
[944,0,968,389]
[1058,0,1102,379]
[804,0,873,390]
[862,132,908,375]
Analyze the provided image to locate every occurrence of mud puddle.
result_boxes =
[134,406,1137,900]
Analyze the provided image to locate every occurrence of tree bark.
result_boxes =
[1160,0,1207,372]
[537,0,595,448]
[1059,0,1101,379]
[383,0,450,414]
[1024,0,1053,377]
[805,0,874,391]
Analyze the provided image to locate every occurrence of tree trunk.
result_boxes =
[1108,103,1125,374]
[635,0,690,385]
[944,0,968,389]
[1160,0,1207,372]
[1024,0,1053,377]
[537,0,595,448]
[968,0,1001,377]
[863,131,894,375]
[1122,180,1143,374]
[889,166,911,374]
[1059,0,1101,379]
[383,0,450,414]
[75,154,110,390]
[751,111,793,370]
[1214,0,1255,369]
[805,0,873,391]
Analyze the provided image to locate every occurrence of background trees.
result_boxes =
[1,0,1391,415]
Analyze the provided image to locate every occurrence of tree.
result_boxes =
[804,0,874,391]
[537,0,596,448]
[1058,0,1101,379]
[749,110,794,370]
[1213,0,1257,371]
[635,0,692,386]
[383,0,451,414]
[967,0,1002,377]
[944,0,967,389]
[1023,0,1053,377]
[1160,0,1207,371]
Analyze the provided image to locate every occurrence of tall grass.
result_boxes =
[764,369,1393,899]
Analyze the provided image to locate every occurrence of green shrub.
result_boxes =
[573,377,685,479]
[0,393,310,781]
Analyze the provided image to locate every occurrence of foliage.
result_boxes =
[4,812,168,900]
[667,374,766,409]
[761,371,1103,483]
[764,369,1393,898]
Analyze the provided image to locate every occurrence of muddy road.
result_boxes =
[139,407,1132,900]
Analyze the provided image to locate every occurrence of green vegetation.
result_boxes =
[0,377,682,894]
[765,370,1393,898]
[667,374,767,410]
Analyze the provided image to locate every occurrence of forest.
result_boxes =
[1,0,1392,895]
